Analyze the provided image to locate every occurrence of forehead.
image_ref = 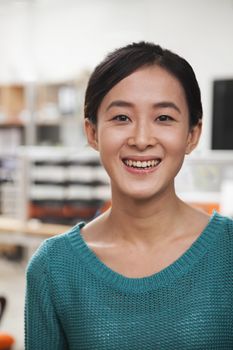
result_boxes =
[98,65,188,111]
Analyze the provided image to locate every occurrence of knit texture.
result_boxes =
[25,212,233,349]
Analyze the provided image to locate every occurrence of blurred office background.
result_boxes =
[0,0,233,349]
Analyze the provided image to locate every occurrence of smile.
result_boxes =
[123,159,161,169]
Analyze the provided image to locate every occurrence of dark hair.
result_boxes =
[84,41,202,127]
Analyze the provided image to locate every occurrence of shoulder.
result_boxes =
[210,211,233,246]
[212,211,233,230]
[219,212,233,236]
[26,223,84,275]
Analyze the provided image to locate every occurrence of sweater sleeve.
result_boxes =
[25,241,68,350]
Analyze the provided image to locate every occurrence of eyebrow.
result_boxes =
[153,101,181,114]
[106,100,133,111]
[106,100,181,114]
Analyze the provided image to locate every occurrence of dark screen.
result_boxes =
[212,79,233,150]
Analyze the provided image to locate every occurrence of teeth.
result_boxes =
[124,159,160,168]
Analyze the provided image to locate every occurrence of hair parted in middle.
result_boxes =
[84,41,203,127]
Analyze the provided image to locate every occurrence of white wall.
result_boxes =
[0,0,233,150]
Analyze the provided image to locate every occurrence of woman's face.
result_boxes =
[85,65,201,201]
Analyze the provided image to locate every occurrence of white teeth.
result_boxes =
[124,159,160,168]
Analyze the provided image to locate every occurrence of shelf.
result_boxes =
[0,80,87,147]
[0,121,24,127]
[36,121,61,126]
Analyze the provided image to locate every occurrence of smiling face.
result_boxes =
[85,65,201,201]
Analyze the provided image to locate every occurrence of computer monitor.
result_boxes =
[212,79,233,150]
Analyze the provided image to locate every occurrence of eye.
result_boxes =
[156,115,173,122]
[112,114,130,122]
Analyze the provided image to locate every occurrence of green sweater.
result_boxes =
[25,212,233,349]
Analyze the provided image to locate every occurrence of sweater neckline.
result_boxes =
[68,211,223,293]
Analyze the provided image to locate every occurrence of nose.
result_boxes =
[127,122,157,150]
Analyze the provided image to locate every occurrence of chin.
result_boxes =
[121,187,161,201]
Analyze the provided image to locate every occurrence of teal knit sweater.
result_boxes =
[25,212,233,349]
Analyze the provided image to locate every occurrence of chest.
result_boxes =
[91,238,194,278]
[59,277,233,350]
[53,235,233,349]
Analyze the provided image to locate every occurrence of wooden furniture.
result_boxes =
[0,216,71,238]
[0,216,72,257]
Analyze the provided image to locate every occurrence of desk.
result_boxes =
[0,216,72,257]
[0,216,71,237]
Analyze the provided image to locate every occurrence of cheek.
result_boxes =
[161,131,189,178]
[97,128,126,152]
[160,129,189,155]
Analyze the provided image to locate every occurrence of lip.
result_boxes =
[121,155,162,162]
[121,156,162,175]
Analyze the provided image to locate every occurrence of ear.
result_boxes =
[185,120,202,154]
[84,119,99,151]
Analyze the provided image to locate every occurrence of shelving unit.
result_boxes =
[0,77,90,228]
[18,146,111,225]
[0,146,111,256]
[0,77,88,149]
[0,154,21,217]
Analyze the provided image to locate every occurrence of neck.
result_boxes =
[105,186,186,247]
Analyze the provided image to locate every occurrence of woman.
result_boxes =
[25,42,233,349]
